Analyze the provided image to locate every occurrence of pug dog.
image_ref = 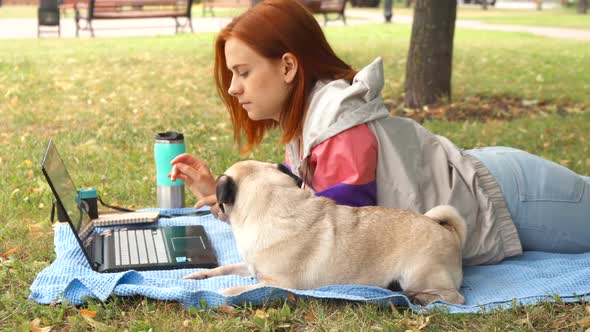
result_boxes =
[183,160,466,305]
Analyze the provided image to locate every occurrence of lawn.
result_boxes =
[0,5,36,18]
[1,23,590,330]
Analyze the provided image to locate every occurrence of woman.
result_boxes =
[169,0,590,265]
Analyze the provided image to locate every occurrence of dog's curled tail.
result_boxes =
[425,205,467,249]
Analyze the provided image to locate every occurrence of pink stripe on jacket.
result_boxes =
[309,124,378,206]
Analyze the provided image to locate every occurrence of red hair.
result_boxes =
[214,0,357,153]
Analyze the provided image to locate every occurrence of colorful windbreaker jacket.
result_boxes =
[285,57,522,266]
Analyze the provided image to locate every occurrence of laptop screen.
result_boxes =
[41,140,92,238]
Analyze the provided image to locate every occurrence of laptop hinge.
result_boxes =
[92,236,104,266]
[51,200,69,223]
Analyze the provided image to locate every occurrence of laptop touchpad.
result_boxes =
[171,236,206,252]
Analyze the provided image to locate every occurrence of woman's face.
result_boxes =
[224,38,295,121]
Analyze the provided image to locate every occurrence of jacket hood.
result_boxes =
[300,57,390,159]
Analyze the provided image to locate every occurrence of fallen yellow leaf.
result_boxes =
[80,308,97,318]
[284,291,297,303]
[81,314,109,330]
[255,309,268,319]
[303,312,315,322]
[30,232,52,240]
[2,247,18,257]
[29,318,51,332]
[29,223,45,232]
[217,305,234,314]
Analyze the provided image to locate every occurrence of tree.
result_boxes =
[579,0,588,14]
[404,0,457,108]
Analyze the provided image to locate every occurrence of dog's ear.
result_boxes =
[216,175,236,214]
[277,164,303,188]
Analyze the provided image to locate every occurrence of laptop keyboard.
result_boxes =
[114,229,169,266]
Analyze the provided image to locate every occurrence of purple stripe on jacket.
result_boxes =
[315,181,377,207]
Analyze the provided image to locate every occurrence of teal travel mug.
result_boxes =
[154,131,186,209]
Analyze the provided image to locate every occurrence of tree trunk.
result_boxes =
[406,0,412,7]
[404,0,457,109]
[481,0,488,11]
[579,0,588,14]
[535,0,542,11]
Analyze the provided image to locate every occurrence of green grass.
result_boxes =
[0,5,37,18]
[456,6,590,30]
[1,24,590,330]
[195,3,250,18]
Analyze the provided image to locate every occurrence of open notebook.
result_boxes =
[92,210,159,226]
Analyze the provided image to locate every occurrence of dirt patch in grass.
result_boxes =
[388,96,588,123]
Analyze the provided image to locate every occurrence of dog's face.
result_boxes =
[216,161,303,214]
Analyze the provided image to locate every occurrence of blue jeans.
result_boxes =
[466,147,590,253]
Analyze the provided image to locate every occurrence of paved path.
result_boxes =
[350,9,590,41]
[0,7,589,40]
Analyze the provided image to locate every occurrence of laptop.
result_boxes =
[40,139,218,272]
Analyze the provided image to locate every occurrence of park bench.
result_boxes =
[74,0,193,37]
[59,0,78,17]
[302,0,347,26]
[201,0,252,17]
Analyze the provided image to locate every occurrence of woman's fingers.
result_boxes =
[194,195,227,221]
[210,203,220,216]
[169,153,216,199]
[168,165,191,185]
[195,194,217,208]
[211,204,228,221]
[168,164,183,182]
[170,153,198,166]
[175,162,203,182]
[171,153,207,170]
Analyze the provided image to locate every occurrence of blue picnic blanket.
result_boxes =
[29,208,590,313]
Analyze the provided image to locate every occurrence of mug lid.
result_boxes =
[155,131,184,141]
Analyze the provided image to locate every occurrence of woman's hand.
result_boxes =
[168,153,228,221]
[194,194,228,221]
[169,153,216,200]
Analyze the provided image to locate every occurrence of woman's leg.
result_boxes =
[466,146,590,253]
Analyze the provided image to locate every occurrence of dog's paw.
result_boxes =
[410,290,465,305]
[182,271,211,280]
